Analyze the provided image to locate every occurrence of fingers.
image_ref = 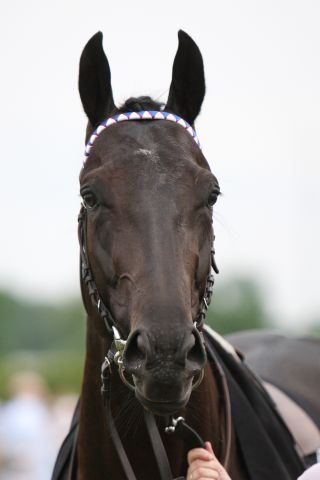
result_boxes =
[187,461,220,479]
[188,448,214,466]
[187,444,232,480]
[205,442,214,456]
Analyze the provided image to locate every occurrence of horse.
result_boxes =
[52,31,307,480]
[226,330,320,466]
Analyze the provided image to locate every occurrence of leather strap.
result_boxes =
[53,344,233,480]
[207,346,232,470]
[99,334,232,480]
[172,419,205,449]
[101,361,138,480]
[103,366,205,480]
[78,206,115,334]
[105,394,138,480]
[144,411,174,480]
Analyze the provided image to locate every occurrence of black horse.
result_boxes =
[52,31,307,480]
[226,329,320,466]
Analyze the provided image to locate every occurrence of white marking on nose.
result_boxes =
[136,148,153,156]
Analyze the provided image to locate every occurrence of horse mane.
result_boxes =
[114,96,164,114]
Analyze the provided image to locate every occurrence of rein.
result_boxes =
[76,111,231,480]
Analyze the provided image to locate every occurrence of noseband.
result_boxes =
[78,111,227,480]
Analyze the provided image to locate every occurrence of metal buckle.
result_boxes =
[165,416,185,434]
[109,326,136,391]
[112,326,127,352]
[119,365,136,391]
[113,351,123,366]
[101,356,112,376]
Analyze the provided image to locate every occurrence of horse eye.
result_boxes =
[82,192,97,209]
[207,190,219,207]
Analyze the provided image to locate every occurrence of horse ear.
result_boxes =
[166,30,205,125]
[79,32,115,127]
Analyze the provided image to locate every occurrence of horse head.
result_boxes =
[78,31,220,416]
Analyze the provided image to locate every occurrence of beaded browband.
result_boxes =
[84,110,201,163]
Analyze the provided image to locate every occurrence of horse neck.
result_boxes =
[77,317,245,480]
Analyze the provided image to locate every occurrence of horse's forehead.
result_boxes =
[95,120,202,170]
[82,121,212,195]
[99,152,198,195]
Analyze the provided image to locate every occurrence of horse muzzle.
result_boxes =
[121,325,206,414]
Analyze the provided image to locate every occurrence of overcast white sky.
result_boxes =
[0,0,319,327]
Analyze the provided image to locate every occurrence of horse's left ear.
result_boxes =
[79,32,115,127]
[166,30,205,126]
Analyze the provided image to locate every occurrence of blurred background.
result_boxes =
[0,0,319,478]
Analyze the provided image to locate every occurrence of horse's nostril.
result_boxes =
[137,334,146,355]
[187,331,206,370]
[123,332,147,373]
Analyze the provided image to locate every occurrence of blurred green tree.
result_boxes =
[0,291,85,398]
[0,291,85,354]
[206,276,272,334]
[1,275,318,398]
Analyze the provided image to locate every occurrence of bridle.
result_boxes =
[77,111,231,480]
[78,204,217,388]
[79,110,219,386]
[78,192,218,386]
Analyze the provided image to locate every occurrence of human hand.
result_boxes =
[186,442,231,480]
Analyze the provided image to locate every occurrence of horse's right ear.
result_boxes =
[79,32,115,127]
[166,30,205,126]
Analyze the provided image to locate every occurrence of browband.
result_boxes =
[84,110,201,164]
